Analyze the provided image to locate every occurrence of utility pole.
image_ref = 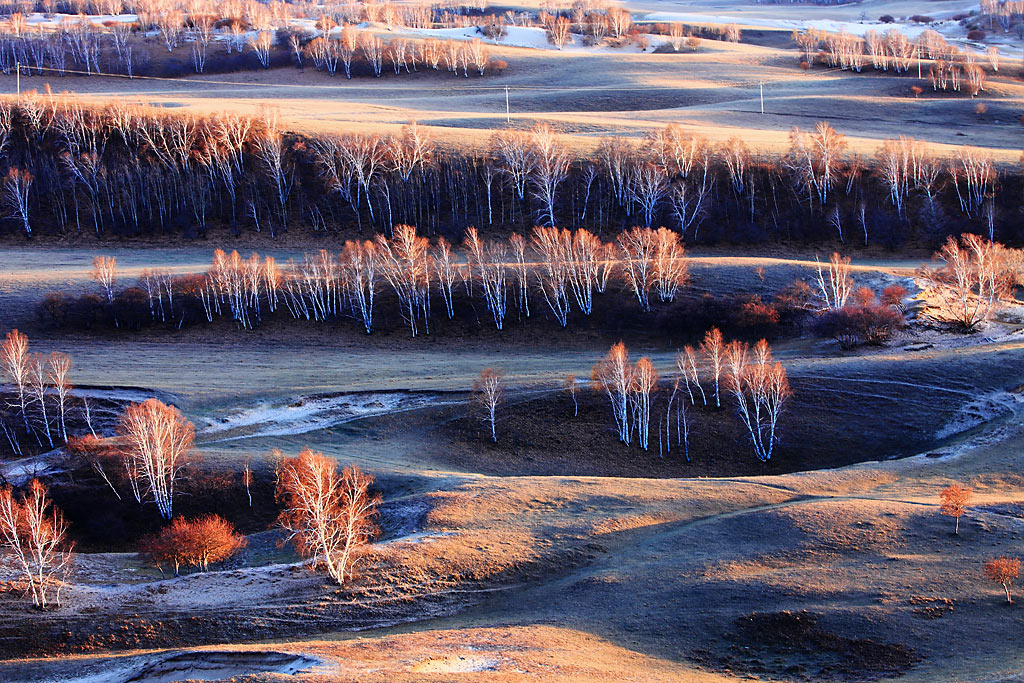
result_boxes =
[505,85,510,124]
[759,81,764,114]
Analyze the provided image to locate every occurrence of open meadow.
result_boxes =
[0,0,1021,681]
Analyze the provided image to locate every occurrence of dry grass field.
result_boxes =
[5,6,1022,161]
[0,1,1022,681]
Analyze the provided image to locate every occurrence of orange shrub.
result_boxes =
[139,514,246,575]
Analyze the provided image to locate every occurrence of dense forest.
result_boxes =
[0,94,1018,248]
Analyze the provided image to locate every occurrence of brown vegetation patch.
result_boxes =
[693,610,920,681]
[782,501,909,559]
[590,512,673,535]
[908,595,955,619]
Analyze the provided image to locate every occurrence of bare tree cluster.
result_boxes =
[0,96,1013,245]
[796,25,997,98]
[83,222,685,336]
[920,233,1021,330]
[1,329,77,456]
[591,341,658,450]
[724,339,790,462]
[591,334,789,461]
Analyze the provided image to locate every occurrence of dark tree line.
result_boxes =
[0,95,1019,247]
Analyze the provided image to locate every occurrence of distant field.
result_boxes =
[4,16,1021,162]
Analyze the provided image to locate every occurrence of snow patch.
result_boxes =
[58,651,321,683]
[70,386,167,403]
[936,390,1024,440]
[198,391,455,442]
[394,24,658,53]
[0,452,64,485]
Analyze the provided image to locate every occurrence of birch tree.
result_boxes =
[91,255,117,303]
[473,368,504,442]
[340,240,378,334]
[1,329,32,437]
[699,327,724,408]
[651,227,688,303]
[725,339,790,462]
[921,233,1007,330]
[815,252,853,310]
[27,355,53,449]
[529,123,571,227]
[0,480,72,609]
[3,168,33,237]
[376,225,431,337]
[618,227,656,311]
[592,342,632,444]
[118,399,194,520]
[276,449,380,585]
[432,237,459,319]
[493,129,534,203]
[532,226,572,327]
[630,357,657,451]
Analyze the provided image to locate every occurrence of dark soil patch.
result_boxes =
[46,463,421,553]
[33,285,801,354]
[47,464,281,553]
[0,389,129,459]
[692,610,920,681]
[0,585,459,660]
[423,378,939,478]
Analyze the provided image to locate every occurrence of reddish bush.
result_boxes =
[733,297,780,329]
[939,483,971,534]
[910,85,923,98]
[776,279,815,310]
[814,304,905,348]
[139,514,245,575]
[880,284,909,313]
[967,29,986,41]
[65,434,106,456]
[853,286,877,307]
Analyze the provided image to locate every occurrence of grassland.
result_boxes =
[0,2,1022,680]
